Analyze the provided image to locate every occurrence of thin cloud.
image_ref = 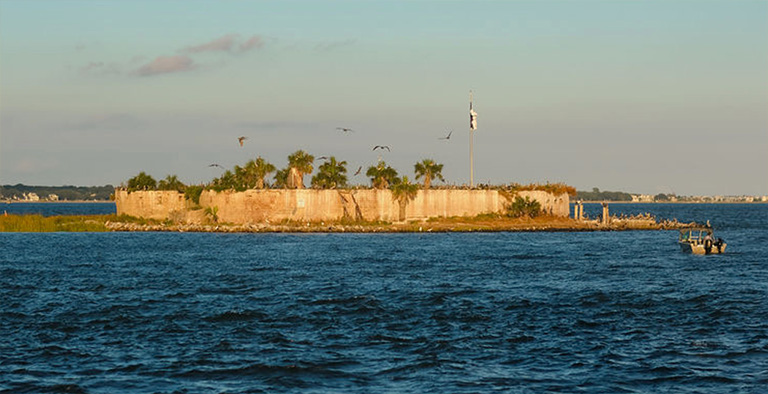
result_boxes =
[239,35,264,52]
[182,34,238,53]
[79,61,121,76]
[136,55,195,76]
[315,39,356,52]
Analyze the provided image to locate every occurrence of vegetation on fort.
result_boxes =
[414,159,445,189]
[311,157,348,189]
[366,161,400,189]
[506,196,542,218]
[121,150,576,205]
[503,183,577,197]
[391,176,420,221]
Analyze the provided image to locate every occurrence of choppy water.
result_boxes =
[1,202,116,217]
[1,204,766,393]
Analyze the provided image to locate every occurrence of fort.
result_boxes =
[114,189,570,224]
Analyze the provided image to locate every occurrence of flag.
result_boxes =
[470,108,478,130]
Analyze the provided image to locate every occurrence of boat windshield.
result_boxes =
[679,228,714,242]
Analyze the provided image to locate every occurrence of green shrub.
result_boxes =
[184,185,204,204]
[506,196,542,218]
[126,172,157,192]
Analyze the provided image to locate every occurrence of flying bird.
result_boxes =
[439,129,453,140]
[237,136,247,147]
[336,127,354,133]
[209,164,224,169]
[372,145,390,152]
[354,166,362,176]
[316,156,328,161]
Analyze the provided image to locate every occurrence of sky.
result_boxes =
[1,0,766,196]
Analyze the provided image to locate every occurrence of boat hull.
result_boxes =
[679,242,726,255]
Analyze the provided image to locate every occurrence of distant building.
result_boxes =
[23,193,40,202]
[48,194,59,201]
[631,194,654,202]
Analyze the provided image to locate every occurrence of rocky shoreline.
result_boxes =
[105,215,696,233]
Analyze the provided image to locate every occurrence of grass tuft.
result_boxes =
[0,214,110,232]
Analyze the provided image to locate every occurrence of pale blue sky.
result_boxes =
[1,0,766,195]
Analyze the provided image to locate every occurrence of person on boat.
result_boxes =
[703,231,713,254]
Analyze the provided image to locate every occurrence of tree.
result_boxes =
[184,185,204,205]
[233,165,248,191]
[366,161,399,189]
[287,150,315,189]
[273,168,290,189]
[209,170,238,191]
[126,172,157,191]
[506,196,542,218]
[391,176,419,221]
[414,159,445,189]
[246,157,276,189]
[157,174,185,192]
[311,156,348,189]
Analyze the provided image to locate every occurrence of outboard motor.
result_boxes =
[715,238,724,253]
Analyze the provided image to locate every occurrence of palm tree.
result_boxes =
[273,168,290,189]
[366,161,399,189]
[210,170,238,191]
[391,176,419,221]
[414,159,445,189]
[157,174,185,192]
[245,157,276,189]
[311,156,348,189]
[233,165,248,191]
[287,150,315,189]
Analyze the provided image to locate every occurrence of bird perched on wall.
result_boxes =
[336,127,354,133]
[372,145,390,152]
[209,163,224,169]
[439,129,453,140]
[237,136,247,147]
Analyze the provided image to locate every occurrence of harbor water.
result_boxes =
[1,204,766,393]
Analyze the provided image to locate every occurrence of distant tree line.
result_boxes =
[0,184,115,201]
[576,188,633,201]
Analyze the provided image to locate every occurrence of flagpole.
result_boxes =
[469,90,474,188]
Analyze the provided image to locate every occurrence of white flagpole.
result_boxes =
[469,90,475,188]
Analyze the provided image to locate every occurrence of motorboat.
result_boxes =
[678,226,726,255]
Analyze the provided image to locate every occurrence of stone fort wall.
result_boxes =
[115,189,569,224]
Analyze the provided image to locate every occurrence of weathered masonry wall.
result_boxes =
[115,190,189,220]
[115,189,570,224]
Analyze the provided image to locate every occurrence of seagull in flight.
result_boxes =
[336,127,355,133]
[439,129,453,140]
[316,156,328,161]
[372,145,390,152]
[209,163,224,169]
[237,136,247,147]
[354,166,362,176]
